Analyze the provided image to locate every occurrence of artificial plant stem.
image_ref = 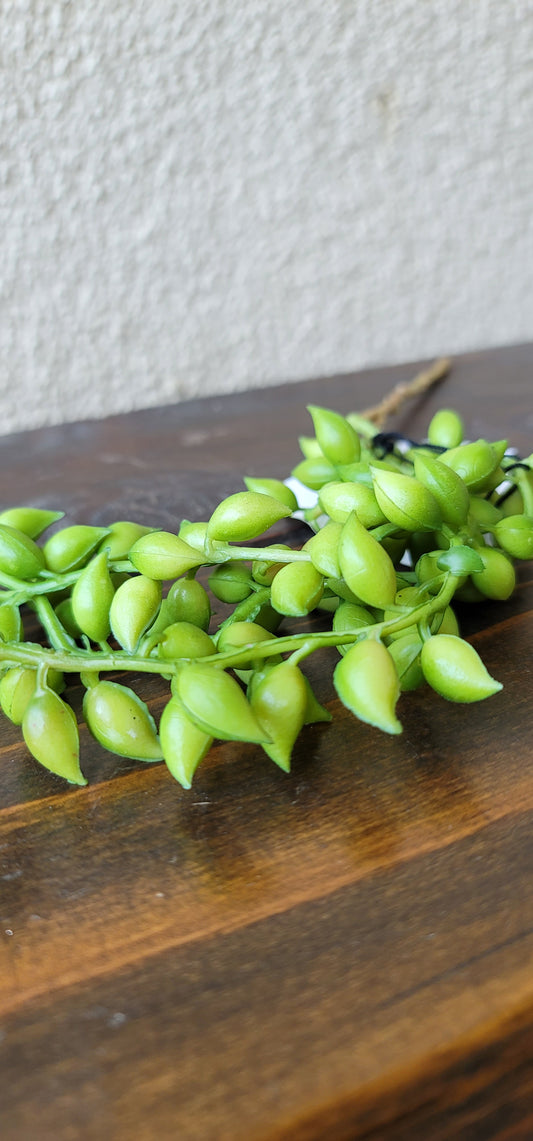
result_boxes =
[31,595,77,651]
[0,642,172,676]
[0,568,80,604]
[222,587,271,624]
[516,470,533,516]
[0,575,458,679]
[0,556,135,606]
[205,573,459,669]
[214,544,311,564]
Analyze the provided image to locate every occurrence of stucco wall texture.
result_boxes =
[1,1,532,434]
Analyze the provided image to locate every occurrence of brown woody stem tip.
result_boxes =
[361,356,452,429]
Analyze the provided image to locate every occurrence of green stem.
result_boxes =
[36,662,50,694]
[369,522,404,543]
[0,558,135,607]
[215,587,271,633]
[204,573,459,670]
[0,570,78,607]
[214,543,311,564]
[31,596,78,651]
[0,571,72,602]
[0,642,173,677]
[288,640,315,666]
[0,575,459,680]
[80,670,99,689]
[516,470,533,516]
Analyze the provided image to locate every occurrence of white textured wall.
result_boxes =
[1,1,532,434]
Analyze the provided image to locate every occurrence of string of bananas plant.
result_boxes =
[0,368,531,788]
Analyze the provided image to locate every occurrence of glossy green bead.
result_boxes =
[23,687,85,784]
[243,477,298,512]
[98,520,153,560]
[439,439,506,494]
[54,597,82,638]
[158,621,215,660]
[0,525,46,579]
[270,561,324,616]
[348,483,389,529]
[307,405,361,467]
[110,575,162,652]
[514,468,533,516]
[338,512,396,608]
[178,521,209,552]
[345,412,378,437]
[370,468,442,533]
[318,481,387,528]
[0,668,38,724]
[246,660,277,702]
[291,457,338,491]
[217,621,275,669]
[129,532,202,580]
[387,634,424,691]
[159,696,213,788]
[379,532,408,564]
[43,525,111,573]
[208,561,253,603]
[431,605,460,637]
[0,666,64,725]
[305,522,342,578]
[0,507,64,539]
[334,639,402,734]
[494,515,533,560]
[0,602,23,643]
[110,571,131,591]
[497,487,523,517]
[332,601,374,654]
[251,660,331,725]
[427,408,464,449]
[482,466,507,497]
[148,577,212,637]
[334,461,373,484]
[473,546,516,600]
[207,492,291,542]
[413,452,470,528]
[325,576,365,606]
[301,675,332,724]
[83,680,163,761]
[253,603,283,633]
[363,455,405,475]
[250,661,308,771]
[392,585,422,607]
[298,435,324,459]
[71,551,115,643]
[316,591,340,613]
[414,551,442,590]
[453,579,486,603]
[468,497,503,529]
[490,440,510,467]
[176,663,270,743]
[165,578,211,630]
[144,597,174,638]
[420,634,502,702]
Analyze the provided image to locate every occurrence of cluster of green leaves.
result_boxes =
[0,404,531,789]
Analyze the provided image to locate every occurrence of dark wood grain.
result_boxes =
[0,344,532,1140]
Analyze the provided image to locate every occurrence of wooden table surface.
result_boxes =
[1,344,532,1140]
